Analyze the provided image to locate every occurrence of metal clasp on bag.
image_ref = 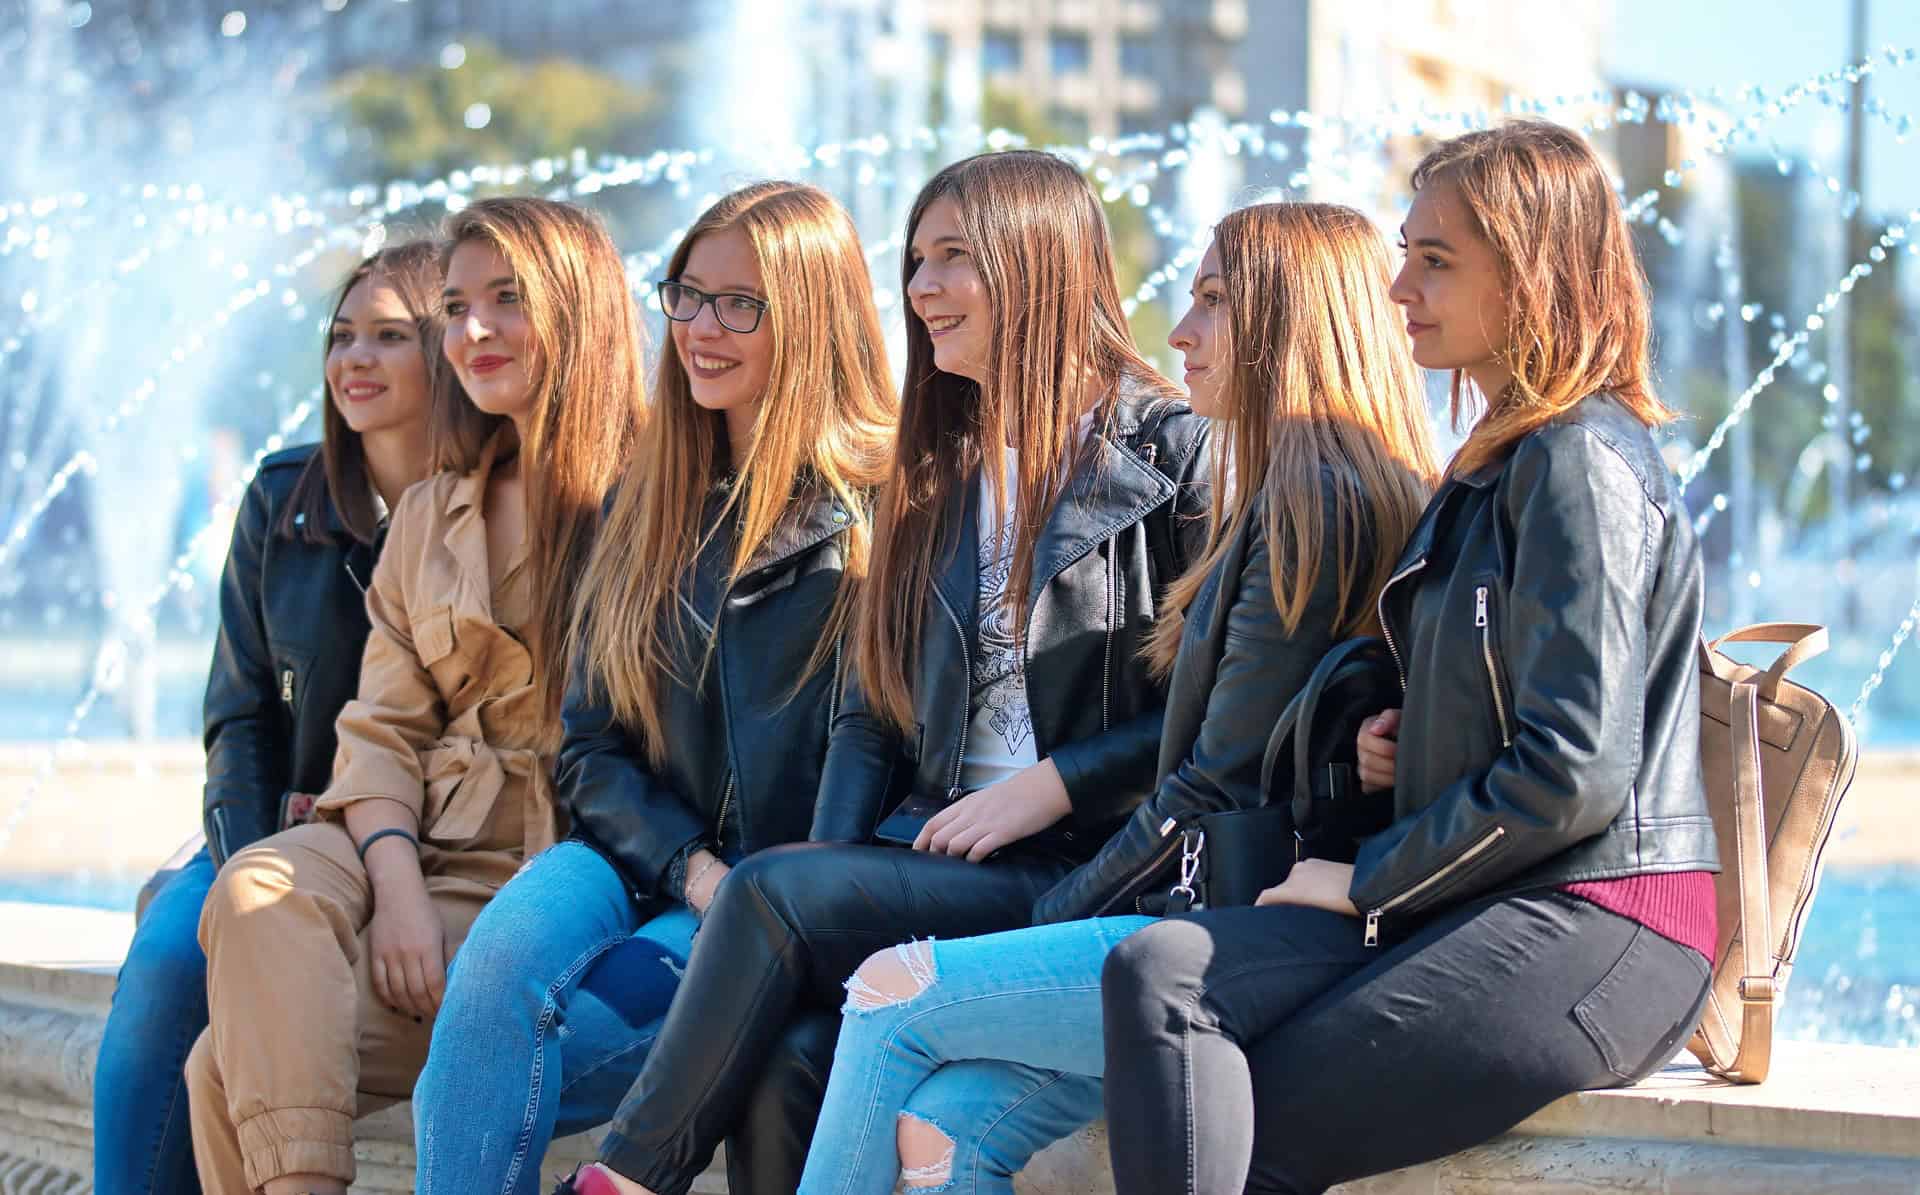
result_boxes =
[1167,828,1205,913]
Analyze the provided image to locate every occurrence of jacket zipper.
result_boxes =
[715,771,736,851]
[280,668,295,707]
[829,635,844,722]
[1375,559,1427,691]
[1475,586,1511,747]
[1363,826,1506,946]
[1101,540,1115,734]
[934,584,971,800]
[1099,815,1186,917]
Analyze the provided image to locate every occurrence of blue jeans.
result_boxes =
[94,847,217,1195]
[798,914,1153,1195]
[414,841,698,1195]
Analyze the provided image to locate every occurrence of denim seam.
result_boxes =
[840,981,1104,1194]
[142,1019,201,1192]
[961,1068,1083,1191]
[501,928,637,1194]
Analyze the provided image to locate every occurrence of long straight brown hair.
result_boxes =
[281,240,447,545]
[438,197,647,729]
[568,182,897,764]
[1145,203,1440,674]
[1411,121,1672,477]
[852,149,1180,732]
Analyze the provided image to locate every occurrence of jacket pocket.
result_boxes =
[1572,925,1713,1083]
[412,605,457,667]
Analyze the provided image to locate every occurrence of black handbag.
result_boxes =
[1166,638,1401,912]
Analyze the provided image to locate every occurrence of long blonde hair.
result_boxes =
[1146,203,1439,674]
[569,182,896,763]
[438,197,647,731]
[1412,121,1671,478]
[853,149,1180,732]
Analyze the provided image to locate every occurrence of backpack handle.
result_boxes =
[1699,622,1828,701]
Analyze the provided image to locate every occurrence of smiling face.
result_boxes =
[670,225,775,434]
[1390,179,1513,399]
[326,275,432,437]
[905,195,992,384]
[1168,240,1228,419]
[441,239,535,424]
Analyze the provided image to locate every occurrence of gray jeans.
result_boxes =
[1100,889,1711,1195]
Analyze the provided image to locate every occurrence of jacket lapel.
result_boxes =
[1025,433,1173,608]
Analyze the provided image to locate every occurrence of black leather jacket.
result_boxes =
[557,487,857,907]
[810,385,1212,863]
[1033,483,1363,921]
[202,444,382,867]
[1353,394,1719,945]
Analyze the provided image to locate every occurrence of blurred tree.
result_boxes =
[328,39,666,182]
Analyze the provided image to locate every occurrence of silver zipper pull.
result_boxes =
[1159,815,1178,836]
[280,669,294,706]
[1364,909,1381,947]
[948,787,965,802]
[1474,586,1489,628]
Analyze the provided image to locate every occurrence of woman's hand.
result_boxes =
[1356,708,1400,794]
[366,860,448,1019]
[684,849,731,919]
[915,758,1072,862]
[1255,859,1359,917]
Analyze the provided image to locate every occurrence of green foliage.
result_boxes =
[330,40,664,182]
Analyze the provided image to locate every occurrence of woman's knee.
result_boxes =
[896,1111,958,1191]
[842,940,938,1014]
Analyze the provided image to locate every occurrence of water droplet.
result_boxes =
[464,103,492,131]
[220,10,246,37]
[1740,303,1761,322]
[440,42,467,70]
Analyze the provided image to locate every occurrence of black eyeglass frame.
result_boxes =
[655,280,771,334]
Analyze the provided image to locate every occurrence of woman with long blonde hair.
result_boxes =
[414,181,896,1195]
[790,201,1438,1195]
[1102,120,1718,1194]
[560,148,1212,1195]
[185,197,644,1195]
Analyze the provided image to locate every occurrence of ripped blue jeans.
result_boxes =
[798,914,1153,1195]
[414,841,700,1195]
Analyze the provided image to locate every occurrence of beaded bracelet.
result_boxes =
[356,826,420,863]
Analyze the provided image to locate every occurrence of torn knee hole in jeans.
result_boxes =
[841,939,938,1013]
[897,1111,956,1189]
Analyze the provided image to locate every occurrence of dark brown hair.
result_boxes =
[1411,120,1672,476]
[851,149,1179,731]
[280,240,447,544]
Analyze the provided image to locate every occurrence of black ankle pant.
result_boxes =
[1100,889,1711,1195]
[598,841,1072,1195]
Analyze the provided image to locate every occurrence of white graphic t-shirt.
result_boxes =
[961,446,1039,791]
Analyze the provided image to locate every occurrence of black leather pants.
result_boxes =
[597,841,1072,1194]
[723,1012,837,1195]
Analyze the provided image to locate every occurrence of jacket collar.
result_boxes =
[441,429,519,618]
[930,375,1178,623]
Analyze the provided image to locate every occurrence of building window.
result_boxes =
[1050,31,1090,74]
[982,28,1020,72]
[1120,34,1152,77]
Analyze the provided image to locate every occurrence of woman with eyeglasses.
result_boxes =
[557,148,1211,1195]
[185,197,644,1195]
[93,241,443,1195]
[413,181,896,1195]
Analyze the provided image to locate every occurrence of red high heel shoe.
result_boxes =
[552,1162,625,1195]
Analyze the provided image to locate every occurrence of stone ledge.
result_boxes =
[5,959,1918,1193]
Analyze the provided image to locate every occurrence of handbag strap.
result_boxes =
[1702,622,1828,701]
[1725,676,1776,1083]
[1259,638,1386,803]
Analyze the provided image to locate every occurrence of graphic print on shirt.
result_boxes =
[974,507,1034,759]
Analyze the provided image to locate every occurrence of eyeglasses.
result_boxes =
[656,281,770,334]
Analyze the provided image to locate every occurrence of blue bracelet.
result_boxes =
[356,826,420,862]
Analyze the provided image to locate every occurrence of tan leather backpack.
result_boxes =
[1688,623,1860,1084]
